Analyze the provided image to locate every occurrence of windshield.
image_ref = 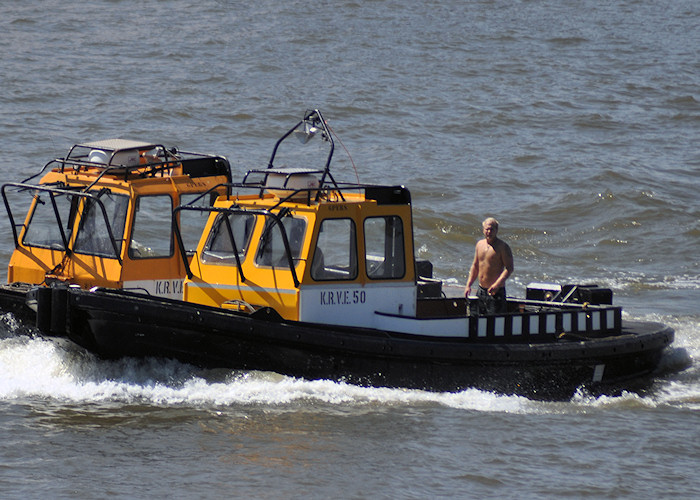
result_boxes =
[201,212,256,265]
[255,216,306,268]
[22,191,78,250]
[73,191,129,257]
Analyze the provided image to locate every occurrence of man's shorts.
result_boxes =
[476,286,507,315]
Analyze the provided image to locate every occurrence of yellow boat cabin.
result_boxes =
[181,182,422,325]
[177,110,442,327]
[2,139,231,298]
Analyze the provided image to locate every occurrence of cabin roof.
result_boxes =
[79,139,156,151]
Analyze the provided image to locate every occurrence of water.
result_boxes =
[1,0,698,497]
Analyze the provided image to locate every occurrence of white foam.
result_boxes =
[0,312,696,413]
[0,333,534,413]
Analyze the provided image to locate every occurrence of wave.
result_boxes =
[0,328,528,412]
[1,312,696,414]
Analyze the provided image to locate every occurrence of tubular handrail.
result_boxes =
[1,182,124,264]
[173,204,300,287]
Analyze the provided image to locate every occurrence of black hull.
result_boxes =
[0,283,37,330]
[39,287,674,400]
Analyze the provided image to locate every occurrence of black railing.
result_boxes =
[1,183,124,264]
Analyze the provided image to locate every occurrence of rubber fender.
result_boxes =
[34,287,52,334]
[49,287,68,335]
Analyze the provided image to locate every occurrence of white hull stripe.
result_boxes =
[373,308,621,339]
[188,281,417,296]
[187,282,297,295]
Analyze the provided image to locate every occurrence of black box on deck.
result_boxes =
[415,260,433,279]
[525,283,613,305]
[417,278,442,298]
[577,285,613,305]
[526,283,561,301]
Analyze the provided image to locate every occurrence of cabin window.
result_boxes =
[255,216,307,268]
[311,218,358,281]
[22,191,78,250]
[364,216,405,279]
[179,191,220,253]
[73,192,129,257]
[201,212,256,265]
[128,195,173,258]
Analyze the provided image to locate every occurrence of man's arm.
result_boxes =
[465,246,479,296]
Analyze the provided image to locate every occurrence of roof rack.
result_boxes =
[21,140,232,186]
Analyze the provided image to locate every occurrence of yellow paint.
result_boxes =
[183,188,416,322]
[7,152,229,292]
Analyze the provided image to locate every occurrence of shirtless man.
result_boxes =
[465,217,514,315]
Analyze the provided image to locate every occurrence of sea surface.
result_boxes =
[0,0,698,498]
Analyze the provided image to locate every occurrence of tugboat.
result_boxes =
[34,110,674,399]
[1,139,231,322]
